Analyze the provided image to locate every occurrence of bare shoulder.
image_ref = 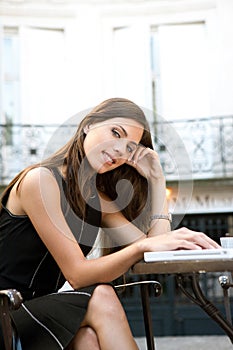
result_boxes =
[18,167,59,204]
[22,166,54,182]
[20,167,56,190]
[6,167,57,215]
[18,167,61,216]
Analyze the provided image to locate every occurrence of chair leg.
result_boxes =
[140,283,156,350]
[0,289,23,350]
[115,279,161,350]
[0,295,13,350]
[219,275,233,324]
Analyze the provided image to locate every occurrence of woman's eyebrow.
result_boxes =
[116,124,139,146]
[116,124,128,136]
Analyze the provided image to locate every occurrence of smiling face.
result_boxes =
[83,117,144,173]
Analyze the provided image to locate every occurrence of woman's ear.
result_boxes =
[83,124,90,135]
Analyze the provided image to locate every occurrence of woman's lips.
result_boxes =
[102,151,116,165]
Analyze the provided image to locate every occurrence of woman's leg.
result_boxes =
[79,284,139,350]
[67,326,100,350]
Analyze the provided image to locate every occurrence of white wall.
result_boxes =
[1,0,233,125]
[210,0,233,116]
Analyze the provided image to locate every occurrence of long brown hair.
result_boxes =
[0,98,153,230]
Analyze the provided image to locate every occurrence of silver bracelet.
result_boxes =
[150,213,172,224]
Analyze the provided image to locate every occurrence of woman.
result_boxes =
[0,97,219,350]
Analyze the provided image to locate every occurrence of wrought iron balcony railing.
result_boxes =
[0,115,232,185]
[153,115,233,181]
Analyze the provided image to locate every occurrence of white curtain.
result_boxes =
[113,25,152,112]
[20,26,66,124]
[157,23,210,120]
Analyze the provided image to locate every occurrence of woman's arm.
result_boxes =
[17,168,144,289]
[99,191,145,247]
[126,146,171,236]
[100,192,219,249]
[18,168,219,291]
[147,176,171,236]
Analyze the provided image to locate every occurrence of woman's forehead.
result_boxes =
[95,117,144,129]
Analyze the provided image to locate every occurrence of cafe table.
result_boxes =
[130,258,233,350]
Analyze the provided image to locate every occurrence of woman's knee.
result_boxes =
[93,284,116,299]
[84,284,127,325]
[94,284,121,308]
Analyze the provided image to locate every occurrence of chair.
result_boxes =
[219,274,233,324]
[0,279,162,350]
[115,278,162,350]
[0,289,23,350]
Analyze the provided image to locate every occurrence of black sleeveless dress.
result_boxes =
[0,167,102,350]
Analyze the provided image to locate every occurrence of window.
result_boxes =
[1,26,20,129]
[0,25,66,183]
[151,22,210,121]
[1,25,66,125]
[20,26,66,124]
[113,25,152,109]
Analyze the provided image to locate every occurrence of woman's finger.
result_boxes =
[174,228,221,249]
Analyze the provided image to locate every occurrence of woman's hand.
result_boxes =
[138,227,221,252]
[126,146,164,181]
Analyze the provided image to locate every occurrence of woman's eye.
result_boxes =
[112,128,120,138]
[127,145,134,153]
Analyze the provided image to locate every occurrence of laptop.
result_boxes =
[144,248,233,262]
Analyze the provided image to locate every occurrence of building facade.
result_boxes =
[0,0,233,336]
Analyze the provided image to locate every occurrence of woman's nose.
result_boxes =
[113,140,127,157]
